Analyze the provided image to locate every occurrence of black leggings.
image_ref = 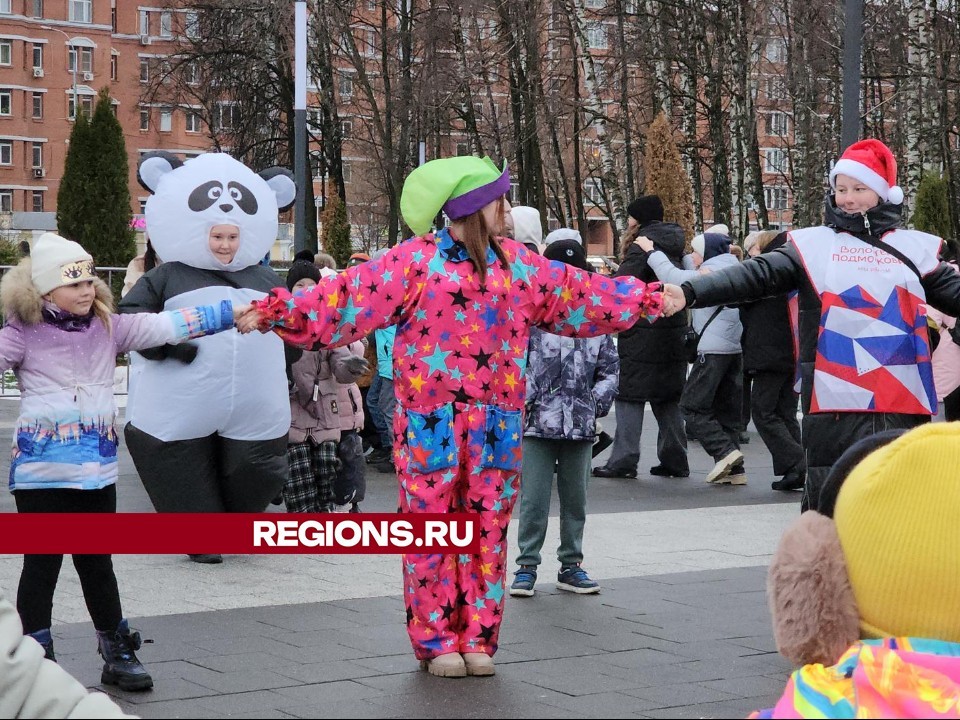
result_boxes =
[15,486,122,634]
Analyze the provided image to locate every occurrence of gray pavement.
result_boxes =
[0,398,801,718]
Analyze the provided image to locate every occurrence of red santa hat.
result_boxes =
[829,139,904,205]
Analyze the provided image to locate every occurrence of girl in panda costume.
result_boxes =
[120,152,296,563]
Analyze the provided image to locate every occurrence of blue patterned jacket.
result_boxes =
[523,329,619,441]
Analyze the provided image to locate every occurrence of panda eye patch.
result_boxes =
[227,181,259,215]
[188,180,225,212]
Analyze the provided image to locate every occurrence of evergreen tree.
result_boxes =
[642,113,696,246]
[57,88,136,279]
[320,194,353,268]
[911,174,953,240]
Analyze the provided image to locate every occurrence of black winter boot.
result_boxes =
[27,628,56,662]
[96,619,153,691]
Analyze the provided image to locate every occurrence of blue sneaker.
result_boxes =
[509,566,537,597]
[557,564,600,594]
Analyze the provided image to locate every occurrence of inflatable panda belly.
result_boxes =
[128,284,290,443]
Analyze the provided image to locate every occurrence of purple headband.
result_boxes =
[442,165,511,220]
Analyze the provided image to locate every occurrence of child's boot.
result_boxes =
[97,619,153,691]
[27,628,56,662]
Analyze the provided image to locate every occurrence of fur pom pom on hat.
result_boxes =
[829,138,904,205]
[30,232,96,296]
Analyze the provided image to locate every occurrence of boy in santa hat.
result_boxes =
[656,139,960,511]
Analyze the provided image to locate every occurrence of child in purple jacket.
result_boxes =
[0,233,236,691]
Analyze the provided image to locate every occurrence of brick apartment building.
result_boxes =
[1,1,795,257]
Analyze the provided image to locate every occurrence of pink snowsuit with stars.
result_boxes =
[253,227,661,661]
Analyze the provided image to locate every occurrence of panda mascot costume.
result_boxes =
[120,152,297,532]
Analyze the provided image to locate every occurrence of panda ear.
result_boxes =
[259,167,297,211]
[138,151,183,193]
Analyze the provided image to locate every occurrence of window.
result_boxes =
[160,11,172,38]
[0,40,11,66]
[159,109,172,132]
[0,90,11,116]
[139,108,149,130]
[32,0,43,18]
[765,38,787,64]
[340,120,352,137]
[32,92,42,119]
[509,182,519,204]
[183,62,198,84]
[68,47,76,71]
[583,178,604,204]
[307,108,321,131]
[584,0,605,7]
[764,186,789,210]
[0,191,12,213]
[455,142,469,156]
[110,54,117,80]
[364,29,376,57]
[185,111,200,132]
[32,190,43,212]
[342,160,352,183]
[0,141,12,165]
[766,111,791,137]
[310,151,323,176]
[80,47,92,73]
[0,0,10,13]
[69,0,92,23]
[764,148,787,174]
[138,199,147,214]
[338,74,353,98]
[586,23,607,50]
[32,143,42,168]
[766,77,786,101]
[111,6,116,32]
[215,102,240,131]
[185,11,200,39]
[32,44,42,69]
[140,59,149,83]
[139,10,149,36]
[68,94,93,119]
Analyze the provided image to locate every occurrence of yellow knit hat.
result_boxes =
[834,423,960,642]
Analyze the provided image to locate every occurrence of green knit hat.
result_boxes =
[400,156,510,236]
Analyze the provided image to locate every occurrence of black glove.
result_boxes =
[166,342,199,364]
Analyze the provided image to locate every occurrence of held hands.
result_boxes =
[660,284,688,317]
[633,235,655,253]
[233,304,265,334]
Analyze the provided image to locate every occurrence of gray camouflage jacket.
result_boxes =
[524,329,619,441]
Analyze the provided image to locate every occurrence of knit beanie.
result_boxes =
[544,238,590,271]
[31,232,96,295]
[829,138,904,205]
[400,156,509,236]
[691,233,730,261]
[544,228,582,246]
[831,424,960,642]
[627,195,664,227]
[705,223,729,237]
[510,206,543,246]
[286,250,321,291]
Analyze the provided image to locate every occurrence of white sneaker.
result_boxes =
[705,450,744,484]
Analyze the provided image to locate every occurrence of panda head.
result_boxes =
[138,152,296,271]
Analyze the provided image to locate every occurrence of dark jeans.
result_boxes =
[15,485,122,634]
[749,370,804,476]
[679,354,743,462]
[944,385,960,422]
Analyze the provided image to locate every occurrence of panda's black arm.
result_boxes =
[118,267,180,361]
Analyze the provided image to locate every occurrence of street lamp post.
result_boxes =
[840,0,864,151]
[293,2,308,253]
[40,25,79,120]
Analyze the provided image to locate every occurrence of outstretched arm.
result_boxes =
[237,243,417,349]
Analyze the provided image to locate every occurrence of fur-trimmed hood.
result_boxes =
[0,259,114,326]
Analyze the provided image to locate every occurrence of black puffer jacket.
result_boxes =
[682,197,960,414]
[739,233,794,373]
[614,221,688,402]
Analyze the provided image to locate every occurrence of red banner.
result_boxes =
[0,513,480,554]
